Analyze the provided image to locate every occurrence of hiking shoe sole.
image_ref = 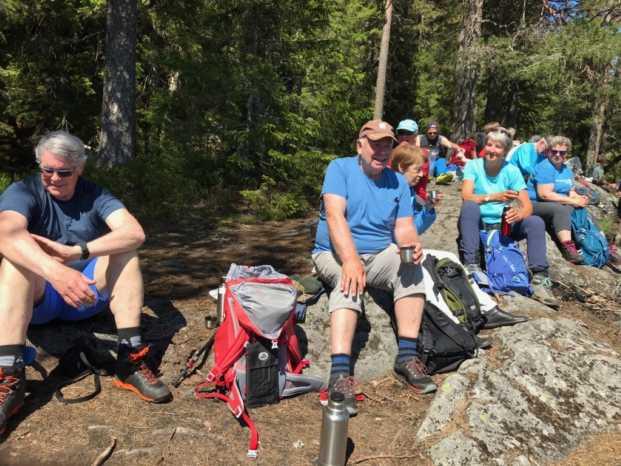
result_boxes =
[113,379,173,403]
[393,371,437,395]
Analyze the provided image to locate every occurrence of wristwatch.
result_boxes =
[78,241,90,260]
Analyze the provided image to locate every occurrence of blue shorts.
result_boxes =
[31,258,110,325]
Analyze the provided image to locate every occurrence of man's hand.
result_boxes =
[31,234,81,263]
[399,240,423,264]
[568,192,589,207]
[47,266,97,308]
[340,257,366,297]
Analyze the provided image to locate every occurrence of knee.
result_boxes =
[108,250,140,267]
[460,200,480,217]
[523,214,545,232]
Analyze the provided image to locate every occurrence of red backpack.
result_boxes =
[195,264,323,458]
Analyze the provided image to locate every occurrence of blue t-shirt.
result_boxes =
[528,158,574,199]
[411,188,436,235]
[0,175,125,245]
[313,156,413,254]
[463,158,526,224]
[509,142,546,180]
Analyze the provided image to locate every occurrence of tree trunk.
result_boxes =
[373,0,393,120]
[99,0,137,167]
[452,0,483,142]
[585,61,617,173]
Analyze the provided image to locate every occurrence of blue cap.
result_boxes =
[396,119,418,134]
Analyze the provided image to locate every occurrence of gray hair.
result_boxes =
[485,130,512,154]
[549,135,572,153]
[35,131,87,166]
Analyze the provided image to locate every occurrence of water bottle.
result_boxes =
[501,206,511,237]
[318,391,350,466]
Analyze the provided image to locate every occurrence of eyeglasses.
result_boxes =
[40,166,75,178]
[549,149,567,157]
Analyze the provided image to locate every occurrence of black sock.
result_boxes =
[330,353,351,379]
[117,327,142,349]
[0,345,25,368]
[397,337,418,364]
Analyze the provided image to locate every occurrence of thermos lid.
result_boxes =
[330,391,345,402]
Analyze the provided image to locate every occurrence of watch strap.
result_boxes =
[78,242,90,260]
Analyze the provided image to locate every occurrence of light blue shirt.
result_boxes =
[528,158,574,199]
[509,142,546,180]
[463,158,526,224]
[313,156,413,254]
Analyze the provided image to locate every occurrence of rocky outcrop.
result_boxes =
[417,318,621,465]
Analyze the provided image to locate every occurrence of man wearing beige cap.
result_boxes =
[312,119,436,416]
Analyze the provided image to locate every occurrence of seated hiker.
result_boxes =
[509,135,549,182]
[529,136,620,265]
[312,119,436,416]
[395,118,430,199]
[390,145,527,329]
[389,144,439,235]
[458,131,559,308]
[0,131,171,433]
[416,122,466,176]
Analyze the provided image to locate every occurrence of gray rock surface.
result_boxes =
[417,318,621,465]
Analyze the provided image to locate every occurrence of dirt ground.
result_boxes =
[1,214,620,466]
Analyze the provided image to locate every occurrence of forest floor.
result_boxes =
[1,213,620,466]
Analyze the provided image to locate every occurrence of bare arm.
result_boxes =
[324,194,365,297]
[0,211,96,307]
[537,184,587,207]
[461,180,518,204]
[0,211,66,279]
[394,216,423,264]
[505,190,533,224]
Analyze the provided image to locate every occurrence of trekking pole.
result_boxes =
[171,334,216,388]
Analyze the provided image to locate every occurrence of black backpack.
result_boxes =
[422,255,486,333]
[419,302,479,374]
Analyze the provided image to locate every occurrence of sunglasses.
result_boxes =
[549,149,567,157]
[398,130,415,136]
[40,166,75,178]
[427,131,438,135]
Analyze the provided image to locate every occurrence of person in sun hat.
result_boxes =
[312,119,436,416]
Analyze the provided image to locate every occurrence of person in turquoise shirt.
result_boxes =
[509,137,549,181]
[530,136,590,265]
[458,131,558,308]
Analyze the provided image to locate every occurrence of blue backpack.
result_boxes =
[571,208,609,267]
[480,230,533,296]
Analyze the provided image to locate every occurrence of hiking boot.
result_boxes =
[0,365,26,435]
[482,307,528,329]
[113,345,172,403]
[531,272,559,309]
[393,357,437,394]
[328,374,358,417]
[559,241,583,265]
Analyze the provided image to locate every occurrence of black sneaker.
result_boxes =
[113,345,172,403]
[394,357,437,394]
[0,364,26,434]
[328,373,358,416]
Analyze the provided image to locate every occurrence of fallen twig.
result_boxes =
[350,453,421,464]
[91,437,117,466]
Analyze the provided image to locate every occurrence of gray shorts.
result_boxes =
[312,243,425,313]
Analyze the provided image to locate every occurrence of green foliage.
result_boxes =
[0,0,619,222]
[0,172,11,193]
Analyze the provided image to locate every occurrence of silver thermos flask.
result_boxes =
[318,391,350,466]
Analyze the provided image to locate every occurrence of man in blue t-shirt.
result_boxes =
[0,131,171,433]
[312,120,435,415]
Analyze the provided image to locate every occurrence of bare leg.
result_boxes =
[557,229,571,242]
[94,250,143,330]
[394,294,424,338]
[0,259,45,345]
[330,308,358,355]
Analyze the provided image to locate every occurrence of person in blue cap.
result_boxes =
[396,119,419,146]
